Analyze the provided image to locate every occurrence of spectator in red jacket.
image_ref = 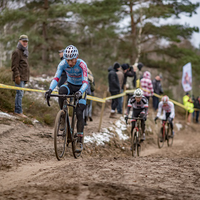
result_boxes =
[140,71,153,101]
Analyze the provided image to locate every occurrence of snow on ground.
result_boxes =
[175,123,183,131]
[0,111,16,119]
[84,119,129,146]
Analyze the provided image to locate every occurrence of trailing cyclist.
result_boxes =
[154,95,175,139]
[45,45,88,152]
[125,88,148,142]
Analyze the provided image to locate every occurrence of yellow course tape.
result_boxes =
[0,83,105,103]
[0,83,199,110]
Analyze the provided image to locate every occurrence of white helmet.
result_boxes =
[134,88,143,97]
[63,45,79,60]
[162,95,169,103]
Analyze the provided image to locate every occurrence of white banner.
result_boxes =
[182,62,192,92]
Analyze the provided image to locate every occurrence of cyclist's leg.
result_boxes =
[58,85,70,130]
[141,119,146,141]
[58,83,70,109]
[139,109,146,141]
[170,118,174,137]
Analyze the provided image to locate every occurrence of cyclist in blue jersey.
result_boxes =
[45,45,88,151]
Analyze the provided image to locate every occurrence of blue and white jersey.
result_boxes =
[49,58,88,94]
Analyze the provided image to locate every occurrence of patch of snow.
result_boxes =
[175,123,183,131]
[0,111,16,119]
[84,119,129,146]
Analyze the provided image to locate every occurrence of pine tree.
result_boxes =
[119,0,200,77]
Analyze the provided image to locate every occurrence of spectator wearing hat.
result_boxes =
[121,63,135,89]
[116,64,124,114]
[140,71,154,101]
[152,75,163,111]
[108,62,120,118]
[57,49,67,87]
[11,35,30,118]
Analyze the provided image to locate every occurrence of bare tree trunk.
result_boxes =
[42,0,49,64]
[129,0,136,64]
[135,4,143,64]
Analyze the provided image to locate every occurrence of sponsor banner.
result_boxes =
[182,62,192,92]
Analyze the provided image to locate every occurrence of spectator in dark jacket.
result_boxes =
[152,75,163,111]
[194,96,200,123]
[11,35,30,118]
[108,63,120,118]
[121,63,135,89]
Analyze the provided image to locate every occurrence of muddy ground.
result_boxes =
[0,106,200,200]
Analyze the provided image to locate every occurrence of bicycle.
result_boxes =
[126,117,143,157]
[155,119,173,149]
[47,94,82,160]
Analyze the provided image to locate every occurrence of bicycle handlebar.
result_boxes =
[127,117,144,120]
[46,94,77,107]
[154,118,168,125]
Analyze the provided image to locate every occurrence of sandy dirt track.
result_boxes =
[0,109,200,200]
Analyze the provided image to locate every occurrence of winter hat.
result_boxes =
[19,35,28,41]
[137,62,143,71]
[113,62,120,70]
[121,63,129,70]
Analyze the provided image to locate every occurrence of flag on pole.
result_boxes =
[182,62,192,92]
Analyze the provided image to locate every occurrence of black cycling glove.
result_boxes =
[45,89,52,100]
[75,91,82,100]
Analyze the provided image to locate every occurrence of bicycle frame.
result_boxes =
[48,94,77,141]
[156,118,173,148]
[161,120,170,140]
[128,117,143,157]
[47,94,81,159]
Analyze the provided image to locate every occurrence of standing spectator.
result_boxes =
[194,96,200,123]
[152,75,163,111]
[140,71,154,101]
[88,68,95,121]
[83,68,95,125]
[11,35,30,118]
[108,62,120,118]
[116,64,124,114]
[57,49,67,87]
[126,64,137,102]
[121,63,135,89]
[122,63,136,104]
[183,92,194,124]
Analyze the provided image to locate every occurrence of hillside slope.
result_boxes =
[0,104,200,199]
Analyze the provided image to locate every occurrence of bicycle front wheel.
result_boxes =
[157,127,165,149]
[131,132,137,157]
[137,130,142,156]
[167,126,173,147]
[54,110,67,161]
[72,114,82,159]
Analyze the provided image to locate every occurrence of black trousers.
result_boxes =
[110,91,119,111]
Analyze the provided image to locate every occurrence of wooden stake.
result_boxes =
[98,91,107,132]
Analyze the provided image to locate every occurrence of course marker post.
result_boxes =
[98,91,107,132]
